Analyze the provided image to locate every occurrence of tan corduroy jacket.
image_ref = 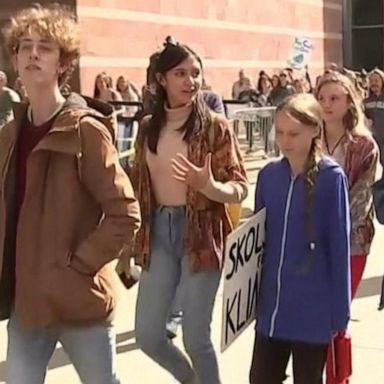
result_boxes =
[0,94,141,328]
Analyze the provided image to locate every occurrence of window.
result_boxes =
[349,0,384,70]
[352,28,384,69]
[353,0,383,26]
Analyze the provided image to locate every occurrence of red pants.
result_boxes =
[326,255,367,384]
[350,255,367,299]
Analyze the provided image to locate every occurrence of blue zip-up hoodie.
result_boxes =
[255,156,351,344]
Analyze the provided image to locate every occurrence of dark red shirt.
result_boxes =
[15,117,55,222]
[0,116,57,311]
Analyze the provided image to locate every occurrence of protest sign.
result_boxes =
[288,37,313,70]
[221,209,265,352]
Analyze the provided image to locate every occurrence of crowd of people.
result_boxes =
[230,64,377,108]
[0,3,383,384]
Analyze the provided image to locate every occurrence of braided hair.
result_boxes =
[277,94,323,270]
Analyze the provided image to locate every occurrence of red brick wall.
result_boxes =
[0,0,343,96]
[1,0,342,97]
[77,0,343,97]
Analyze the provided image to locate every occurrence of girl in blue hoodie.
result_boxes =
[249,93,351,384]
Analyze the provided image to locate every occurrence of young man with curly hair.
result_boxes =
[1,4,141,383]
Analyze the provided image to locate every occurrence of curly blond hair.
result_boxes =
[2,3,80,85]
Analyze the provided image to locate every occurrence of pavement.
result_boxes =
[0,140,383,383]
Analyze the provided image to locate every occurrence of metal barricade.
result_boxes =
[233,107,278,156]
[222,99,250,136]
[109,101,143,168]
[116,116,139,168]
[222,99,250,119]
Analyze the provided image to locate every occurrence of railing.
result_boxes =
[107,99,279,164]
[109,101,143,109]
[232,106,277,154]
[109,101,144,167]
[222,99,249,119]
[222,100,278,157]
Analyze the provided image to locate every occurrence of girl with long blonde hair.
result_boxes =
[317,72,378,299]
[316,72,379,384]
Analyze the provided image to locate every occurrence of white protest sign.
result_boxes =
[221,209,265,352]
[288,37,313,70]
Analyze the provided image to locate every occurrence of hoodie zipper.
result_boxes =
[269,176,296,337]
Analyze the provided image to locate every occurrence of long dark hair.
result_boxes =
[257,72,272,94]
[146,40,211,154]
[93,73,106,99]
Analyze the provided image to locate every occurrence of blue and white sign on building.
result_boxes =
[288,37,313,70]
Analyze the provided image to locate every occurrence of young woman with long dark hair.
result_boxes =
[130,40,248,384]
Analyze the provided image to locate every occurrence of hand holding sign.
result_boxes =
[171,153,213,190]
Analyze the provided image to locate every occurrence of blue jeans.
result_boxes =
[135,206,222,384]
[7,314,120,384]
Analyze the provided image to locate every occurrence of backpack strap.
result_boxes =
[74,110,110,182]
[207,114,217,152]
